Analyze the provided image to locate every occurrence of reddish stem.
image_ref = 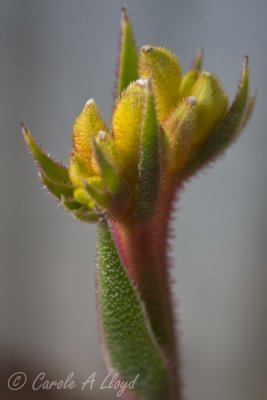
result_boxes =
[109,180,183,399]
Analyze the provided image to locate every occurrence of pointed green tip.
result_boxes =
[22,122,72,190]
[239,56,250,102]
[21,121,31,146]
[242,55,249,82]
[21,120,27,135]
[22,122,39,158]
[191,48,204,71]
[22,122,44,163]
[243,54,249,67]
[121,5,129,22]
[116,5,138,96]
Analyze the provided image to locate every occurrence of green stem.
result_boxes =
[108,182,182,399]
[97,220,172,400]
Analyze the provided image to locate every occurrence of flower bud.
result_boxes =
[139,46,182,122]
[163,96,197,172]
[179,70,199,99]
[68,151,92,187]
[189,71,228,147]
[112,80,146,180]
[72,98,107,165]
[24,8,253,227]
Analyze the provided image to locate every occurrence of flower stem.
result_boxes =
[109,182,182,398]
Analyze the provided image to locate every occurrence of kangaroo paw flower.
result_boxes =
[24,7,255,400]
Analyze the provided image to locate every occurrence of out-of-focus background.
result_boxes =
[0,0,266,399]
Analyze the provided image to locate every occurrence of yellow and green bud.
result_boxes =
[23,37,253,221]
[188,71,229,147]
[163,96,197,172]
[72,98,107,168]
[139,46,182,122]
[179,70,199,99]
[112,80,146,180]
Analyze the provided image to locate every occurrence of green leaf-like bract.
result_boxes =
[97,221,171,400]
[23,124,70,186]
[83,179,110,208]
[92,139,121,195]
[23,125,99,222]
[117,7,138,96]
[41,173,73,199]
[138,85,160,219]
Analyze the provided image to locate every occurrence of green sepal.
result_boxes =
[61,196,83,210]
[61,195,98,223]
[238,91,257,132]
[92,139,121,195]
[68,151,91,188]
[73,187,94,209]
[116,6,138,96]
[181,57,251,179]
[97,221,171,400]
[41,173,73,200]
[137,84,160,219]
[83,178,111,208]
[72,207,99,223]
[22,123,71,186]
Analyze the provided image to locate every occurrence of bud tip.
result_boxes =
[186,96,197,106]
[136,78,149,87]
[84,98,95,108]
[21,121,27,136]
[98,130,107,141]
[121,6,128,21]
[243,55,249,67]
[142,45,154,54]
[202,71,211,78]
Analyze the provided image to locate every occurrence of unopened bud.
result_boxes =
[189,71,228,146]
[163,96,197,172]
[139,46,182,122]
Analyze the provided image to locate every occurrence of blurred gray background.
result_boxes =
[0,0,266,399]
